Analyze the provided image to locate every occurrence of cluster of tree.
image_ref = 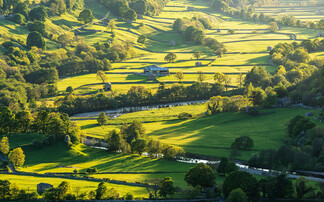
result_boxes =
[172,17,226,55]
[0,180,38,200]
[209,0,324,29]
[0,136,26,168]
[206,95,250,114]
[98,0,169,20]
[249,115,324,171]
[0,107,82,147]
[103,120,185,159]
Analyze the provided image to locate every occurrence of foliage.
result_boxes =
[231,136,254,150]
[0,136,9,155]
[8,147,25,167]
[97,112,109,125]
[223,171,258,198]
[227,188,248,202]
[26,32,46,50]
[164,53,177,63]
[184,163,216,188]
[78,9,95,23]
[159,177,175,198]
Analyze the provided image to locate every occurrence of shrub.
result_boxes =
[231,136,254,150]
[178,112,193,120]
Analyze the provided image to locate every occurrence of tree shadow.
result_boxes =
[52,19,82,28]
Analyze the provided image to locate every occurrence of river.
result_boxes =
[71,100,208,118]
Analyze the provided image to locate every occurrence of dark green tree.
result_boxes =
[159,177,175,198]
[29,6,47,22]
[223,171,259,198]
[97,112,108,125]
[184,163,216,188]
[231,136,254,150]
[131,138,147,156]
[26,31,46,50]
[78,9,95,23]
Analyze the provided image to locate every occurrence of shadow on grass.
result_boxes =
[52,19,82,28]
[125,74,148,81]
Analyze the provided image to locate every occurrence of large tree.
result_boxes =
[223,171,259,198]
[175,72,184,82]
[29,6,48,22]
[107,19,117,33]
[159,177,175,198]
[184,163,216,188]
[164,52,177,63]
[8,147,25,167]
[269,22,279,32]
[78,9,95,23]
[26,31,46,50]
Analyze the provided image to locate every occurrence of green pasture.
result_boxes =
[18,142,192,174]
[0,174,148,198]
[144,108,323,160]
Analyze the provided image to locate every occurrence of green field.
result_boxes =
[74,107,324,160]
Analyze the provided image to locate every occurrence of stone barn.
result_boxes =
[267,46,273,51]
[317,32,323,37]
[144,65,169,76]
[37,183,53,194]
[104,82,112,91]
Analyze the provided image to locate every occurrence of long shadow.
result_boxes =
[52,19,82,28]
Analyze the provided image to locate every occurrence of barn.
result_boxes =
[143,65,169,76]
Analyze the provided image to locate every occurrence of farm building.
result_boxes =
[317,32,323,37]
[267,46,273,51]
[104,82,112,91]
[37,183,53,194]
[144,65,169,76]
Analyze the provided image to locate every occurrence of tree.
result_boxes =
[107,19,117,32]
[214,72,225,85]
[225,161,239,174]
[131,138,147,156]
[66,86,73,93]
[95,182,118,200]
[223,171,259,198]
[27,31,46,50]
[105,130,124,152]
[0,180,11,199]
[27,21,46,36]
[193,51,201,60]
[96,70,108,83]
[123,9,137,21]
[175,72,184,82]
[57,32,75,46]
[227,188,248,202]
[0,137,9,155]
[0,106,15,134]
[295,177,314,199]
[78,9,94,23]
[8,147,25,167]
[231,136,254,150]
[97,112,108,125]
[29,6,47,22]
[159,177,175,198]
[137,35,147,44]
[13,13,25,24]
[217,157,229,175]
[184,163,216,188]
[197,71,206,83]
[16,111,33,132]
[164,53,177,63]
[57,181,70,200]
[224,75,232,91]
[269,22,279,32]
[10,183,20,200]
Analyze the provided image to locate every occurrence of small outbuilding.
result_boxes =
[104,82,112,91]
[137,14,143,19]
[187,6,194,11]
[217,29,221,32]
[37,183,53,194]
[144,65,169,76]
[267,46,273,51]
[195,62,202,67]
[317,32,323,37]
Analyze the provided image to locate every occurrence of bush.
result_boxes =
[178,112,193,120]
[231,136,254,150]
[13,13,26,24]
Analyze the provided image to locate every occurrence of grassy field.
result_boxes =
[74,107,324,160]
[0,174,148,198]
